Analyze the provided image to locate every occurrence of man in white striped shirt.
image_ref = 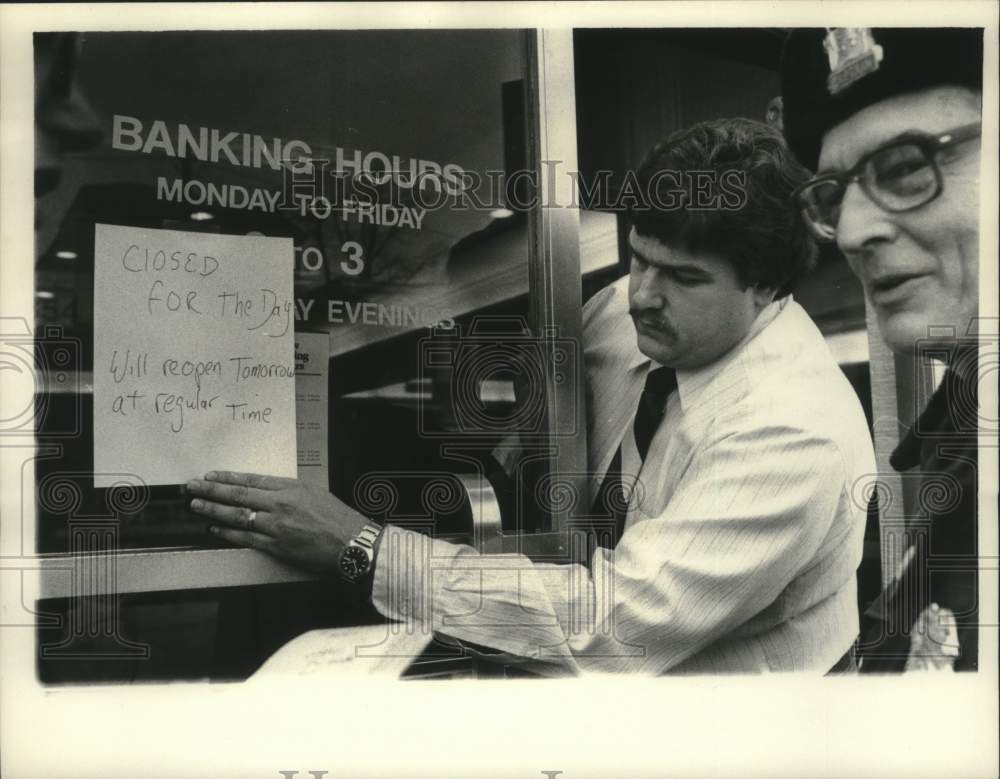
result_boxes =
[189,118,876,674]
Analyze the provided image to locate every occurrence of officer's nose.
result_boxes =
[835,181,896,259]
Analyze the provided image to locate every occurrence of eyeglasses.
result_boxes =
[792,123,981,242]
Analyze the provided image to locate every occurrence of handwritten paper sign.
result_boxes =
[93,224,297,487]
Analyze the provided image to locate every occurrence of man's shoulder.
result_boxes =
[745,301,874,460]
[742,300,845,391]
[721,302,874,470]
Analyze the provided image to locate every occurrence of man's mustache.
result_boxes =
[629,308,668,330]
[630,309,679,342]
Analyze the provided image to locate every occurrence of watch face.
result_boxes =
[339,545,371,579]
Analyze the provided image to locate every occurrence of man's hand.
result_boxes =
[186,471,369,574]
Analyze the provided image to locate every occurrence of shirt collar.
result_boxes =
[643,296,789,412]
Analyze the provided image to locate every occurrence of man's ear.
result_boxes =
[750,284,778,310]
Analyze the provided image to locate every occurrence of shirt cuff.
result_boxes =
[371,524,462,625]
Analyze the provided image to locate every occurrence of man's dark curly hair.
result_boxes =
[629,117,817,294]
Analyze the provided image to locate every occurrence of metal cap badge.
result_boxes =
[824,28,884,95]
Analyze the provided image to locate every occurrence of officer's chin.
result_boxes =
[877,309,944,357]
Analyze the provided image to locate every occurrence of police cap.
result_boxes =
[781,27,983,170]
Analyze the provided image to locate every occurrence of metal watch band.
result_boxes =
[352,522,382,551]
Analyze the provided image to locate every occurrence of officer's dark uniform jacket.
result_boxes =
[860,357,979,671]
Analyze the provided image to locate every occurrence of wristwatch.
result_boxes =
[337,522,383,583]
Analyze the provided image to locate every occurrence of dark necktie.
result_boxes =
[588,367,677,553]
[632,366,678,462]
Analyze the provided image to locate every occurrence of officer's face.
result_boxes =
[819,86,981,353]
[627,228,771,370]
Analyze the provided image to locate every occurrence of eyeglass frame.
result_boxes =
[792,122,982,242]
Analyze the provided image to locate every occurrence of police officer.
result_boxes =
[781,28,984,671]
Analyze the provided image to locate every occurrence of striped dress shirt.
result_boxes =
[372,277,876,674]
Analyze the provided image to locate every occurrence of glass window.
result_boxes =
[34,30,536,555]
[33,29,584,682]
